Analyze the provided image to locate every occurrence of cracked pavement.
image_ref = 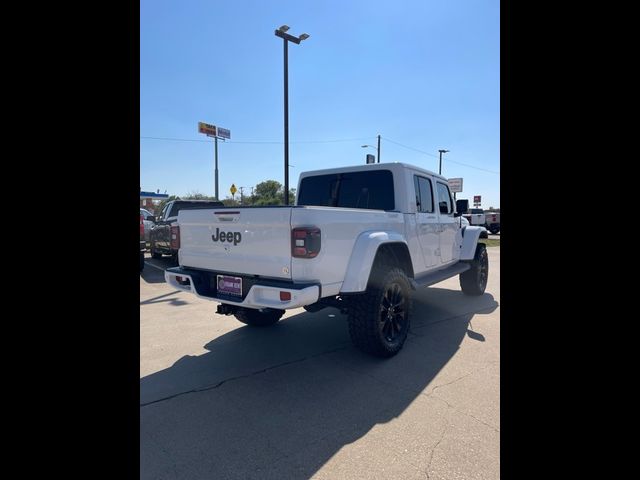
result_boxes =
[140,247,500,479]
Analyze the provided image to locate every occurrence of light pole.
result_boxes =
[361,134,381,163]
[275,25,310,205]
[438,149,449,175]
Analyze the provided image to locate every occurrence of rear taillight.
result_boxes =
[292,227,321,258]
[171,225,180,249]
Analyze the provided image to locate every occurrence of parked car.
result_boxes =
[140,213,146,272]
[150,200,224,260]
[462,208,486,227]
[484,211,500,234]
[140,208,155,242]
[165,162,488,358]
[460,216,488,238]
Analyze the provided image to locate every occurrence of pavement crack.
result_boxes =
[426,361,497,396]
[140,344,349,407]
[425,421,450,479]
[429,394,500,434]
[428,370,477,395]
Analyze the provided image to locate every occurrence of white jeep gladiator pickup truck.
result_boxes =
[165,162,488,357]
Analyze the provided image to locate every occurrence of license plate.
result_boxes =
[216,275,242,297]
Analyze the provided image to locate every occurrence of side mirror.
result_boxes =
[147,216,156,223]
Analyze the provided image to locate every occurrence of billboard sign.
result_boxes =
[448,178,463,193]
[198,122,217,137]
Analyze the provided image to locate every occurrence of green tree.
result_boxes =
[254,180,281,200]
[221,196,241,206]
[252,180,296,206]
[183,190,216,200]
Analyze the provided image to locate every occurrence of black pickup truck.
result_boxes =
[150,200,224,260]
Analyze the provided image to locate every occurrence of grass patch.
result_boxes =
[479,238,500,247]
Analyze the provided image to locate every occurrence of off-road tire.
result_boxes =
[460,243,489,295]
[347,267,412,358]
[489,226,500,235]
[234,307,285,327]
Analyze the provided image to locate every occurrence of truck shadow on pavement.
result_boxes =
[139,291,188,307]
[140,288,498,479]
[139,257,175,284]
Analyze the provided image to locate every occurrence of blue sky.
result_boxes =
[141,0,500,208]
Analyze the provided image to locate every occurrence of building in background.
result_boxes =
[140,190,169,213]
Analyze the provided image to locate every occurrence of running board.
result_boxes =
[410,262,471,289]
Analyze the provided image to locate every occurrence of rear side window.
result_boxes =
[436,182,453,215]
[413,175,434,213]
[298,170,395,210]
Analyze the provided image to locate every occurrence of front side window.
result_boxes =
[436,182,453,215]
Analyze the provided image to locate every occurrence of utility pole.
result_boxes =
[239,186,244,205]
[377,134,381,163]
[214,137,219,200]
[438,149,449,175]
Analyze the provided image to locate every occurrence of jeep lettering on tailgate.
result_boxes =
[212,228,242,245]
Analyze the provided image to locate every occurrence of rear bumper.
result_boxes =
[165,267,320,310]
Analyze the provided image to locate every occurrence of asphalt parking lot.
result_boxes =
[140,248,500,479]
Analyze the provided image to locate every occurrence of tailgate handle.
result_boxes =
[215,211,239,222]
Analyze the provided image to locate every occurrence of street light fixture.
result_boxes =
[361,134,382,163]
[438,149,449,175]
[361,144,378,163]
[275,25,310,205]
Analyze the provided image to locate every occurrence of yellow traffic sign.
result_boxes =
[230,184,237,195]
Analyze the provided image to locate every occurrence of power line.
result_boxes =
[140,136,373,145]
[382,136,500,174]
[382,137,440,158]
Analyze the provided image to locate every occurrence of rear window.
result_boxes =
[298,170,395,210]
[169,201,224,217]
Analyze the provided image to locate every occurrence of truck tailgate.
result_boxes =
[177,207,293,279]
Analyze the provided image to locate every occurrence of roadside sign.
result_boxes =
[217,127,231,139]
[230,184,237,195]
[474,195,481,203]
[448,178,463,193]
[198,122,217,137]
